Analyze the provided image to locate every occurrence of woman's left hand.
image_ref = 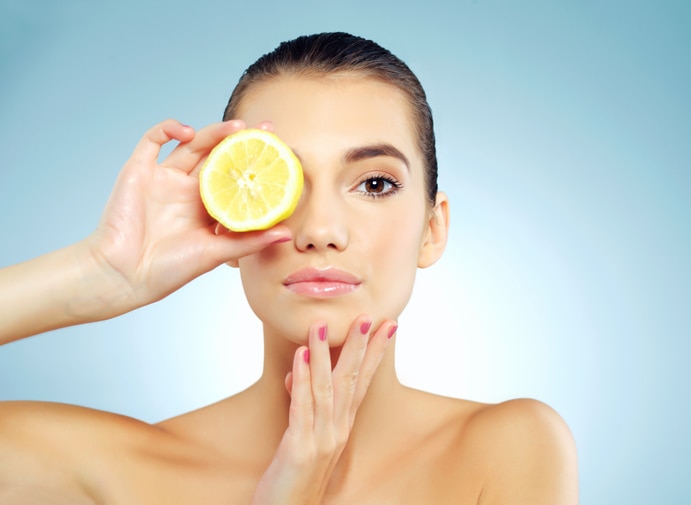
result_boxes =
[251,316,396,505]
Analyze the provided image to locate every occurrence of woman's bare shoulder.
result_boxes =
[453,397,579,504]
[415,392,575,456]
[398,390,577,503]
[0,400,161,444]
[0,401,168,496]
[460,397,574,439]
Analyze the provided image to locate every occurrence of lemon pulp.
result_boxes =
[199,129,303,232]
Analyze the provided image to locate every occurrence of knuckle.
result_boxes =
[315,442,335,460]
[334,427,350,448]
[289,398,314,419]
[315,432,346,459]
[338,371,359,392]
[314,380,334,400]
[292,444,317,467]
[358,369,375,389]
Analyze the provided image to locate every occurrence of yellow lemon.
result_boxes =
[199,129,303,232]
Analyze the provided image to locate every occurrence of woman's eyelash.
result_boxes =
[356,174,403,199]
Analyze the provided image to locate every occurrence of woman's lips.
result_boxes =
[283,267,361,297]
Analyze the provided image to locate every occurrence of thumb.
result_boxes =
[207,226,292,267]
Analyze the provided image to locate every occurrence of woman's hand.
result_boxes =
[1,119,292,343]
[83,119,292,316]
[251,317,396,505]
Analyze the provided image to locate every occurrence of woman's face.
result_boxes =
[234,75,445,345]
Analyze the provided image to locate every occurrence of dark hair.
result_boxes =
[223,32,438,207]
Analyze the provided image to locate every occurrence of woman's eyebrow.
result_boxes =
[344,144,410,170]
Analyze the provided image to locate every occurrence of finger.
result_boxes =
[130,119,195,165]
[288,346,314,437]
[163,119,246,175]
[330,315,372,426]
[349,320,397,418]
[308,322,335,436]
[203,225,292,267]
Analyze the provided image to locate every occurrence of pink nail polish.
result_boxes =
[303,349,310,363]
[318,325,327,341]
[387,324,398,339]
[360,320,372,335]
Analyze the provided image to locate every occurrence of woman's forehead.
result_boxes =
[236,75,421,160]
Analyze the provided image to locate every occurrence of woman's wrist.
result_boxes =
[65,238,141,324]
[0,239,141,345]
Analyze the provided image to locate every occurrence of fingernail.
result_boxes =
[360,320,372,335]
[318,325,327,341]
[387,324,398,339]
[303,349,310,363]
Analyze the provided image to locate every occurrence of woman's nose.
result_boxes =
[291,185,348,252]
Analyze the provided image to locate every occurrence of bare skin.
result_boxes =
[0,383,574,504]
[0,76,578,504]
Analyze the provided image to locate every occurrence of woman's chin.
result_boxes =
[261,309,395,350]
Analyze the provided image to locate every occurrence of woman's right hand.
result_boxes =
[0,119,292,344]
[83,119,292,316]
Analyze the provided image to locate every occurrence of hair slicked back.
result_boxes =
[223,32,438,206]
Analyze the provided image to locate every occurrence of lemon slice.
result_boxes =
[199,129,303,232]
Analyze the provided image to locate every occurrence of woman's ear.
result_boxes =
[418,192,449,268]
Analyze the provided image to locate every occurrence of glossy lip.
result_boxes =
[283,267,362,298]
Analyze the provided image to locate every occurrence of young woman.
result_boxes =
[0,32,578,504]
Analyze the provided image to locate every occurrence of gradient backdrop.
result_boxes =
[1,1,689,503]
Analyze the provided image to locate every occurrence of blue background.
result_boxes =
[1,1,689,503]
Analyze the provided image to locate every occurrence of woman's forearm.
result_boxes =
[0,240,133,345]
